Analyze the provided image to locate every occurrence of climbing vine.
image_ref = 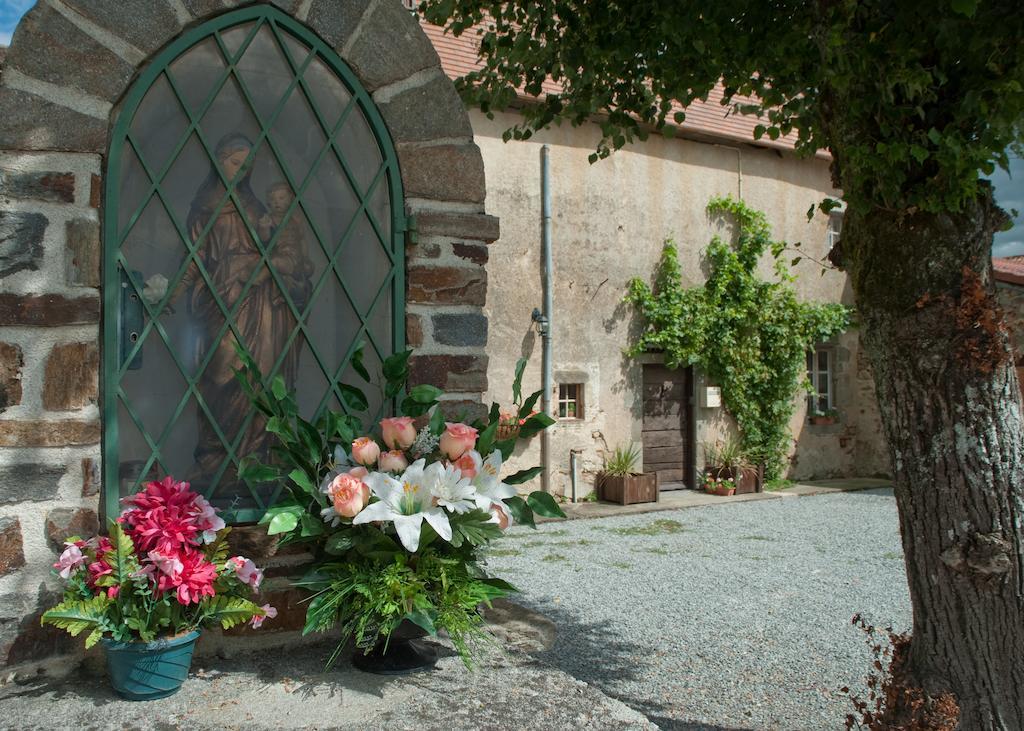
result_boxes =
[625,196,851,478]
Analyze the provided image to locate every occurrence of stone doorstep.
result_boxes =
[548,477,894,522]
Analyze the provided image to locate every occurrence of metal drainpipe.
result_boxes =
[540,144,554,494]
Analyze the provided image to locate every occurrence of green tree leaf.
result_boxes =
[526,490,565,518]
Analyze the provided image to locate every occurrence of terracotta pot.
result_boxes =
[705,486,735,497]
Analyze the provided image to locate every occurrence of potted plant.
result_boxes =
[809,407,839,425]
[702,437,761,494]
[234,344,565,674]
[497,357,539,441]
[701,472,737,496]
[596,444,659,505]
[41,478,273,700]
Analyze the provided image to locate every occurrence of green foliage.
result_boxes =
[40,595,112,649]
[421,1,1024,215]
[625,197,850,477]
[702,435,748,471]
[200,596,267,630]
[602,443,641,476]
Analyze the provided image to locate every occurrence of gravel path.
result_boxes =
[485,488,911,730]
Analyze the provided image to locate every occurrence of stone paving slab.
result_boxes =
[557,477,893,520]
[0,636,654,731]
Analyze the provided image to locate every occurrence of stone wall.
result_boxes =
[0,0,493,672]
[471,109,890,492]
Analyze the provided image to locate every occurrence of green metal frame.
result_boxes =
[102,6,406,524]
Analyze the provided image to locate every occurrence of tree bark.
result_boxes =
[843,187,1024,729]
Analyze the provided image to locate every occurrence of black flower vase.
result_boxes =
[351,621,437,675]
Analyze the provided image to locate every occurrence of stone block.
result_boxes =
[6,3,133,101]
[66,218,100,287]
[45,508,100,549]
[409,354,488,393]
[0,420,100,447]
[0,87,108,153]
[81,457,100,497]
[0,293,99,326]
[398,143,485,204]
[378,72,472,144]
[432,312,487,347]
[0,342,23,411]
[452,242,489,265]
[43,342,99,411]
[407,240,441,261]
[305,0,371,52]
[0,517,25,577]
[2,585,77,666]
[0,463,65,505]
[0,211,47,279]
[344,0,439,91]
[415,210,500,243]
[407,265,487,306]
[0,169,74,203]
[227,525,281,560]
[61,0,183,56]
[406,312,424,348]
[435,398,488,423]
[89,174,101,208]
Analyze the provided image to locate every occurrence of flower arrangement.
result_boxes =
[42,477,274,648]
[702,473,737,495]
[234,345,563,668]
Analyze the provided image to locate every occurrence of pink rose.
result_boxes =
[329,473,370,518]
[490,504,511,530]
[378,450,409,473]
[251,603,277,629]
[440,423,478,460]
[380,416,417,450]
[453,450,481,479]
[351,437,381,467]
[349,466,369,479]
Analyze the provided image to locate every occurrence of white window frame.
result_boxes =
[826,212,843,251]
[557,383,584,420]
[807,348,833,414]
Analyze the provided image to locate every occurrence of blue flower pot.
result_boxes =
[102,630,200,701]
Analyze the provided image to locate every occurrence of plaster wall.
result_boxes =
[471,109,890,493]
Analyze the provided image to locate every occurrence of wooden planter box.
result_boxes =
[598,472,659,505]
[809,415,836,426]
[704,465,763,495]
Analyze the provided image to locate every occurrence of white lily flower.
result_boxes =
[472,451,517,525]
[429,461,477,513]
[352,459,452,552]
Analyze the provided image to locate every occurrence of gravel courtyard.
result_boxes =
[486,488,911,730]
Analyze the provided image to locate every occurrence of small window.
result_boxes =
[557,383,584,420]
[806,348,833,414]
[826,212,843,250]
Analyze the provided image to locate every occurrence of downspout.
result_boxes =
[539,145,554,493]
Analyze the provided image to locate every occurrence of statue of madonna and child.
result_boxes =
[152,132,314,497]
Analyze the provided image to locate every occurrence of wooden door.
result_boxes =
[642,364,693,490]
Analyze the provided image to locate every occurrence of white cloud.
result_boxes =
[993,239,1024,258]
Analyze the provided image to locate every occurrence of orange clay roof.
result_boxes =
[994,256,1024,286]
[420,20,807,154]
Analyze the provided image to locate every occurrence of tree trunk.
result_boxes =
[843,187,1024,729]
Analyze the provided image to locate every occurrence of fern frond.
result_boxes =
[203,596,263,630]
[109,521,137,584]
[205,527,233,565]
[40,595,111,638]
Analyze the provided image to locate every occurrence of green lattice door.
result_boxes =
[103,7,405,523]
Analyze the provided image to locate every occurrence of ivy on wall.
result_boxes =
[625,196,851,478]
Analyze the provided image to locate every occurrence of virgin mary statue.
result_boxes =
[178,132,312,498]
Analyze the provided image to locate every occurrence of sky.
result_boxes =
[0,1,1021,255]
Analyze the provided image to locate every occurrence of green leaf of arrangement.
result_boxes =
[239,458,279,483]
[429,405,447,436]
[453,509,504,545]
[504,466,543,485]
[404,609,438,636]
[40,595,111,638]
[267,510,300,535]
[324,531,355,555]
[481,576,519,594]
[204,526,232,564]
[494,437,517,461]
[512,357,527,405]
[488,401,502,425]
[518,388,542,419]
[205,596,264,630]
[339,383,369,412]
[351,340,371,382]
[503,495,535,528]
[527,490,566,518]
[408,384,443,403]
[288,468,317,496]
[382,349,412,381]
[110,520,135,584]
[400,395,434,417]
[299,513,325,537]
[265,416,292,440]
[475,420,499,456]
[518,411,556,439]
[271,375,288,401]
